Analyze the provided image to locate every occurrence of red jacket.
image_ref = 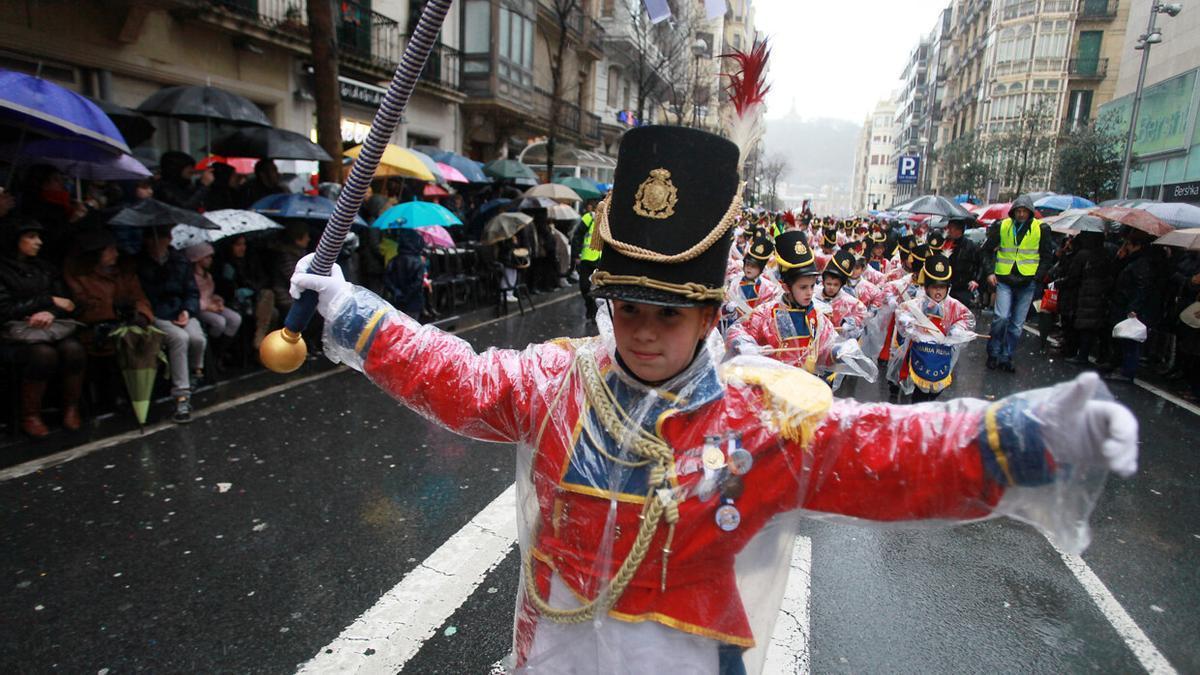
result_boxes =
[332,300,1047,652]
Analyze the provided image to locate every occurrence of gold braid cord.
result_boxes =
[592,185,744,264]
[523,352,681,624]
[589,271,726,302]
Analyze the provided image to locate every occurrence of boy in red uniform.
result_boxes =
[292,126,1137,674]
[817,249,869,341]
[888,254,977,402]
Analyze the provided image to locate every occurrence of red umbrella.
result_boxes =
[417,224,456,248]
[423,183,450,197]
[975,202,1011,224]
[961,203,981,214]
[196,155,256,174]
[1089,207,1173,237]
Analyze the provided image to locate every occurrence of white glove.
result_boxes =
[289,253,353,319]
[1037,372,1138,478]
[731,336,762,357]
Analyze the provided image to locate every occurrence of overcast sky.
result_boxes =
[753,0,954,123]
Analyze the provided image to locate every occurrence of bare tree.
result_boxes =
[761,153,790,211]
[543,0,581,180]
[987,98,1058,197]
[619,0,703,126]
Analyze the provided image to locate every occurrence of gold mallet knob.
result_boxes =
[259,328,307,373]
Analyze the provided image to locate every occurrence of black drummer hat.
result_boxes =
[774,231,818,279]
[897,234,915,256]
[869,230,888,245]
[909,243,930,280]
[746,232,774,262]
[821,227,838,247]
[590,126,741,306]
[926,231,946,251]
[923,254,953,285]
[824,249,856,281]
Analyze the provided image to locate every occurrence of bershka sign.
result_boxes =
[1163,180,1200,203]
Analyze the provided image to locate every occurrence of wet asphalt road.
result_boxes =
[1,292,1196,674]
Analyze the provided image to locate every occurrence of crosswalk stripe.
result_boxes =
[298,485,518,674]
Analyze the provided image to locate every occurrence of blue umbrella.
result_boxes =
[252,193,367,226]
[953,193,980,205]
[1035,194,1096,212]
[0,69,130,154]
[374,200,462,230]
[420,149,489,183]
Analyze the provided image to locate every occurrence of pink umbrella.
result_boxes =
[435,161,469,183]
[417,224,456,248]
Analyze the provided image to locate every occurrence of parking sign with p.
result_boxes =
[897,155,920,185]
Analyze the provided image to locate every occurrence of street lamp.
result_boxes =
[1118,1,1182,199]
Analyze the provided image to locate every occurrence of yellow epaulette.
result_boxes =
[721,362,833,445]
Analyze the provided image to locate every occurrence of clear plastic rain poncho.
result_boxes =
[322,285,1118,675]
[887,294,978,396]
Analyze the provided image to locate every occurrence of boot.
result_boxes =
[19,380,50,438]
[61,370,84,431]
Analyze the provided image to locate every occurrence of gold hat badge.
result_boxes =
[794,241,808,256]
[633,168,678,219]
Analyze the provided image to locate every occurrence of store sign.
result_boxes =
[338,76,387,108]
[1099,69,1197,157]
[341,118,371,145]
[1163,180,1200,203]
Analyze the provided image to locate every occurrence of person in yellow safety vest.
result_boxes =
[982,194,1054,373]
[574,203,601,321]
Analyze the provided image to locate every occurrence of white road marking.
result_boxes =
[1050,540,1178,675]
[763,536,813,675]
[297,485,518,674]
[1021,325,1198,417]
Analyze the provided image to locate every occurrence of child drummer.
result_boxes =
[291,126,1137,674]
[888,254,977,403]
[724,231,782,324]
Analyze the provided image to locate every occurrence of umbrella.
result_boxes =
[374,201,462,230]
[526,183,582,203]
[1089,206,1174,237]
[547,203,580,221]
[952,193,980,205]
[108,199,219,229]
[251,193,368,226]
[1035,194,1095,213]
[483,211,533,245]
[1025,191,1057,203]
[555,176,603,200]
[1139,202,1200,229]
[1099,198,1159,208]
[170,209,283,248]
[1049,212,1106,234]
[1153,227,1200,250]
[109,324,166,426]
[423,184,450,197]
[976,202,1015,224]
[85,96,156,147]
[890,195,975,220]
[211,127,331,161]
[136,85,271,126]
[417,224,456,248]
[435,162,469,183]
[196,155,257,174]
[484,158,538,182]
[345,143,435,181]
[408,149,445,184]
[516,196,558,210]
[40,152,151,181]
[961,203,981,214]
[0,69,130,155]
[429,151,489,183]
[596,182,613,193]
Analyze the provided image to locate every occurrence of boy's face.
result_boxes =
[743,260,763,280]
[611,300,717,384]
[821,275,843,297]
[926,284,949,303]
[788,276,817,306]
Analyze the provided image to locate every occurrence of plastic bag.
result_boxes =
[1040,285,1058,313]
[1112,316,1148,342]
[320,285,1122,674]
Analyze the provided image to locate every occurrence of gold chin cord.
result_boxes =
[523,352,681,624]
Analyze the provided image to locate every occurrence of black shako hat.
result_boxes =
[926,231,946,251]
[923,253,953,285]
[821,227,838,247]
[824,249,856,280]
[746,232,774,262]
[590,126,740,306]
[774,230,818,278]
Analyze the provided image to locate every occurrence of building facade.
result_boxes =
[851,99,898,213]
[1099,0,1200,202]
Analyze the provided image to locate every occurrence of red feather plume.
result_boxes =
[782,210,796,228]
[722,39,771,117]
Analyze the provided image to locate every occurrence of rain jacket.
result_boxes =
[65,259,154,325]
[136,249,200,320]
[0,253,70,324]
[318,286,1111,674]
[887,295,976,395]
[983,195,1054,287]
[1056,233,1110,331]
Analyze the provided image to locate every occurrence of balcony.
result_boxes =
[1068,57,1109,78]
[534,88,601,143]
[1077,0,1118,19]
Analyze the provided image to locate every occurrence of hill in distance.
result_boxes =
[763,113,861,192]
